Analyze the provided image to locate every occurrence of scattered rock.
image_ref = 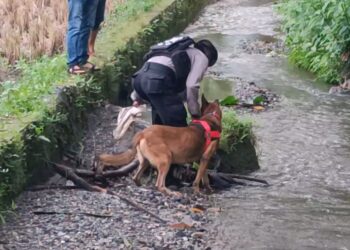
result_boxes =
[192,232,205,239]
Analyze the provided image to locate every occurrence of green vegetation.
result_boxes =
[0,55,80,117]
[112,0,160,22]
[220,96,239,106]
[220,110,253,154]
[278,0,350,83]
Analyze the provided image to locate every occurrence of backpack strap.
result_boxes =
[143,36,194,62]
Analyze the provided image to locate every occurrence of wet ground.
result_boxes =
[1,0,350,249]
[183,0,350,249]
[0,105,219,250]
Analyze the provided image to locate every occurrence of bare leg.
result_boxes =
[88,30,98,57]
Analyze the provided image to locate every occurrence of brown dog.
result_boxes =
[97,96,222,195]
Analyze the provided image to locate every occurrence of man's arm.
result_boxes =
[186,49,209,117]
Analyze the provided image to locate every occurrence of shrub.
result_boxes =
[278,0,350,83]
[220,110,253,153]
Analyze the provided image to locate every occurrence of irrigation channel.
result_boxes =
[189,0,350,249]
[1,0,350,249]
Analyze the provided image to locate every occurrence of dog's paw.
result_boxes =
[170,191,183,197]
[193,186,201,194]
[204,186,214,194]
[132,176,142,186]
[159,187,182,197]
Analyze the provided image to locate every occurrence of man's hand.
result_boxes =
[191,114,200,120]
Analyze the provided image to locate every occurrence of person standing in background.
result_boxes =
[67,0,105,75]
[88,0,106,58]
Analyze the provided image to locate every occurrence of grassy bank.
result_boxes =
[278,0,350,84]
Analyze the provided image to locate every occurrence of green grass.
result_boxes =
[278,0,350,83]
[0,55,81,118]
[94,0,169,64]
[220,110,253,153]
[112,0,161,22]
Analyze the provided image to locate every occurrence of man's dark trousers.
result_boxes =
[132,62,187,127]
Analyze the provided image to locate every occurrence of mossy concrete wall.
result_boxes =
[0,0,215,211]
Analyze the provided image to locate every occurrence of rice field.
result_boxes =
[0,0,117,63]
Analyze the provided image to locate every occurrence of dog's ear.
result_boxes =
[201,94,209,109]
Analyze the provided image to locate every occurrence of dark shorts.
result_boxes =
[132,62,187,127]
[93,0,106,30]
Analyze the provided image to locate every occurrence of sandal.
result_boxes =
[80,61,100,71]
[68,65,88,75]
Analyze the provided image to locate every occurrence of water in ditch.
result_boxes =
[184,0,350,249]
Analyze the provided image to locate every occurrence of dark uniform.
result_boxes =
[131,37,218,127]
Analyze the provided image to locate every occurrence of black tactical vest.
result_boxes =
[143,36,194,92]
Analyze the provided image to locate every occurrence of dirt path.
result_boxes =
[0,105,220,250]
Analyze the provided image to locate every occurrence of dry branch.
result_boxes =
[51,163,106,193]
[75,160,139,178]
[27,185,81,192]
[107,190,168,224]
[49,162,167,224]
[33,210,113,218]
[217,173,269,185]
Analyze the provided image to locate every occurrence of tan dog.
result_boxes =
[97,96,222,195]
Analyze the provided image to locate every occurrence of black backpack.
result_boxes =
[143,36,194,91]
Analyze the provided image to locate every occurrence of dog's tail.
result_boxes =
[98,132,143,167]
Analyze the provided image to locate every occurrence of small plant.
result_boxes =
[0,201,17,224]
[0,55,81,117]
[220,95,239,106]
[253,95,265,105]
[220,110,253,153]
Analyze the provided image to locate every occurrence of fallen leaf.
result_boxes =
[253,106,265,111]
[38,135,51,143]
[123,237,131,247]
[220,95,239,106]
[190,207,204,213]
[169,222,193,230]
[191,232,205,238]
[207,207,222,213]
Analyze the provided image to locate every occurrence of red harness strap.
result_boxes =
[191,119,221,151]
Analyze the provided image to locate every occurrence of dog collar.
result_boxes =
[190,119,221,151]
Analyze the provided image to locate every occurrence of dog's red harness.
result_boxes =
[190,116,221,151]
